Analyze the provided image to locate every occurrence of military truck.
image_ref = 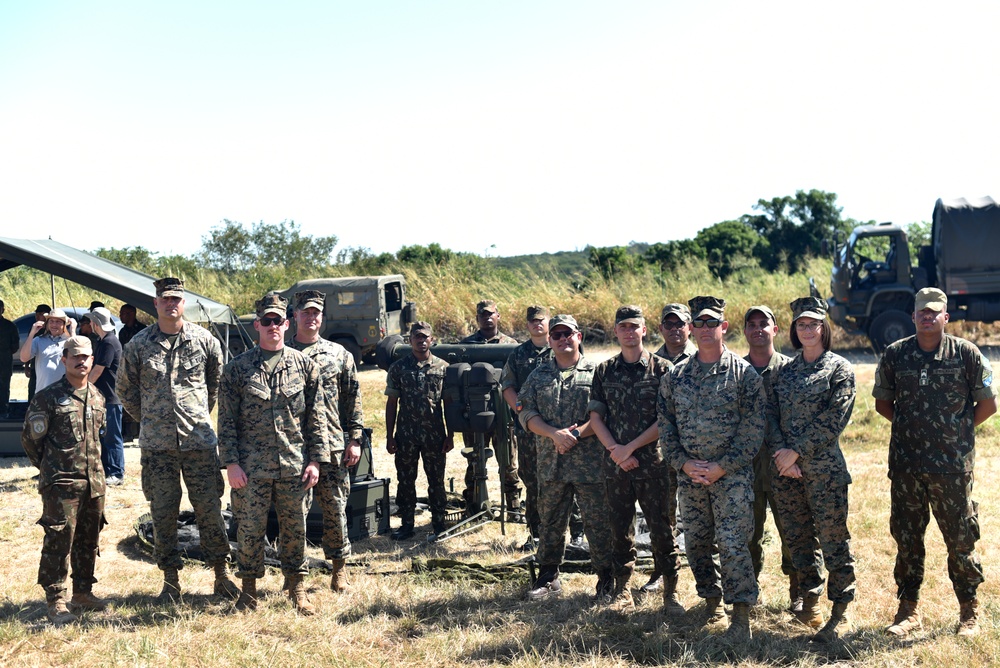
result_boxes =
[234,274,416,366]
[813,196,1000,351]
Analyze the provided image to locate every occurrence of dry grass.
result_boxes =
[3,351,1000,667]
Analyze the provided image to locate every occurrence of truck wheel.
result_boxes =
[868,310,915,353]
[333,338,362,367]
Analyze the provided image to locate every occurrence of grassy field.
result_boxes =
[2,342,1000,667]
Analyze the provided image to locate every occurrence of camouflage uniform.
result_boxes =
[385,353,450,526]
[590,350,680,584]
[119,321,232,571]
[873,333,995,602]
[219,345,328,577]
[290,337,363,560]
[766,350,856,603]
[653,339,698,364]
[22,377,107,600]
[657,348,764,605]
[518,355,613,574]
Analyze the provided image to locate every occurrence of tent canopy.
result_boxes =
[0,237,238,324]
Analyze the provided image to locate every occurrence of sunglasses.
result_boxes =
[661,320,687,330]
[691,319,721,329]
[549,330,575,340]
[259,316,285,327]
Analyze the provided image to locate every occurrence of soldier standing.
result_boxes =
[874,287,997,636]
[589,306,683,614]
[653,303,698,364]
[119,277,239,602]
[519,315,613,601]
[384,321,453,540]
[289,290,363,592]
[657,296,764,640]
[22,336,108,624]
[220,293,328,615]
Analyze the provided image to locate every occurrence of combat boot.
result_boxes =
[594,569,615,605]
[330,559,350,593]
[46,593,78,625]
[701,596,727,626]
[794,593,824,629]
[212,562,241,599]
[788,572,803,613]
[610,571,634,610]
[662,575,686,618]
[70,584,108,612]
[639,572,662,595]
[155,567,181,603]
[957,598,979,636]
[812,602,849,643]
[885,599,921,637]
[234,578,257,612]
[722,603,752,642]
[527,566,562,601]
[286,574,315,616]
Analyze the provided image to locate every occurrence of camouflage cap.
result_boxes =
[744,305,776,326]
[63,335,93,357]
[293,289,326,312]
[660,303,692,323]
[255,292,288,318]
[548,314,580,333]
[615,305,644,324]
[88,307,116,332]
[914,287,947,312]
[526,305,550,321]
[409,321,433,337]
[790,296,828,321]
[45,308,71,324]
[688,296,726,320]
[154,277,185,298]
[476,299,499,315]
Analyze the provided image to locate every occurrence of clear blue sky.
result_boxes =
[1,1,998,259]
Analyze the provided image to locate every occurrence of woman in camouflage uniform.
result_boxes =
[766,296,856,643]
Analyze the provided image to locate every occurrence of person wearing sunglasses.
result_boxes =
[219,292,327,616]
[765,296,856,643]
[657,295,764,641]
[654,303,697,365]
[120,277,239,605]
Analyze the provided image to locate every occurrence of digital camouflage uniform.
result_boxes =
[385,353,450,526]
[658,348,764,605]
[119,321,232,571]
[219,346,328,578]
[590,350,680,584]
[22,377,107,600]
[290,337,363,560]
[766,350,856,603]
[518,355,613,575]
[873,333,995,603]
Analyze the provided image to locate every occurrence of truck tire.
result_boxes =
[333,338,362,368]
[868,310,915,353]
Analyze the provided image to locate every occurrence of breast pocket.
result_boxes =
[282,379,306,414]
[50,405,83,448]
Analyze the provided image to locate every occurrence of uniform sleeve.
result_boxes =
[967,346,997,403]
[871,346,897,401]
[716,368,765,475]
[763,365,788,455]
[204,334,223,414]
[657,371,687,471]
[339,353,364,441]
[20,395,45,468]
[500,354,518,391]
[304,360,331,463]
[384,364,401,398]
[586,361,609,418]
[517,371,541,430]
[790,359,856,461]
[217,362,240,466]
[118,341,141,422]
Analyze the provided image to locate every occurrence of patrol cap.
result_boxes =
[548,314,580,333]
[660,303,691,324]
[914,287,947,312]
[615,305,644,325]
[45,308,71,324]
[790,296,828,321]
[293,289,326,312]
[744,305,776,326]
[154,277,185,298]
[409,321,433,337]
[255,292,288,318]
[688,296,726,320]
[62,335,93,357]
[476,299,498,315]
[87,307,116,332]
[526,305,550,321]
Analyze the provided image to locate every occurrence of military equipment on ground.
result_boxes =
[814,196,1000,351]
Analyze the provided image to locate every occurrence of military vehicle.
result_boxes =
[814,196,1000,351]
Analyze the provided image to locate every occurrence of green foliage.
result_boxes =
[644,239,705,273]
[396,243,454,266]
[199,219,337,273]
[693,220,766,279]
[906,220,932,259]
[587,245,634,279]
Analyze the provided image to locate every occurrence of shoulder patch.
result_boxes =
[27,413,48,440]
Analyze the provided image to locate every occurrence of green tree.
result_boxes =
[94,246,160,273]
[644,239,706,273]
[906,220,932,260]
[200,220,338,273]
[694,220,766,279]
[396,243,454,265]
[587,245,633,279]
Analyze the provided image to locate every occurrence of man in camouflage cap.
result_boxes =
[119,277,239,603]
[519,315,613,602]
[874,287,997,637]
[657,295,764,640]
[654,303,698,364]
[384,321,453,540]
[589,306,683,614]
[289,289,364,592]
[22,336,108,624]
[220,291,328,615]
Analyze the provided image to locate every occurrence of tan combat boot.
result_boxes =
[212,562,241,599]
[788,572,803,613]
[70,585,108,612]
[46,589,77,625]
[722,602,752,642]
[812,602,849,643]
[330,559,350,593]
[957,598,979,636]
[702,596,727,626]
[610,572,634,610]
[795,593,824,628]
[234,577,258,612]
[885,599,921,637]
[662,575,686,618]
[155,567,181,603]
[286,574,315,616]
